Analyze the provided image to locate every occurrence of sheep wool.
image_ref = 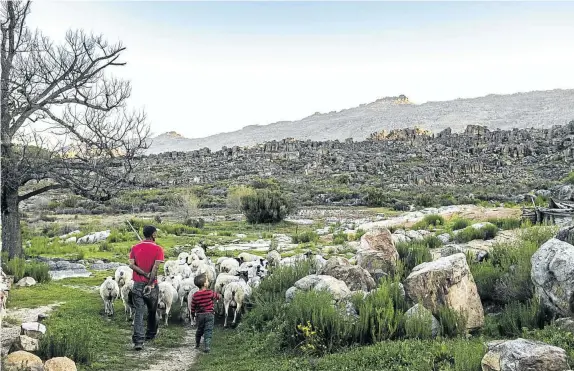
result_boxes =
[100,277,120,317]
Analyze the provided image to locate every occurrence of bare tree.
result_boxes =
[1,1,150,258]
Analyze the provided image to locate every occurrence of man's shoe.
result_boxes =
[145,336,155,341]
[134,343,144,351]
[195,344,200,349]
[203,348,210,353]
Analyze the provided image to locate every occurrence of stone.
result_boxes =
[392,234,410,244]
[319,256,350,274]
[64,236,77,244]
[76,230,110,244]
[360,227,397,255]
[4,351,43,371]
[403,253,484,330]
[437,233,451,244]
[44,357,77,371]
[555,317,574,334]
[356,250,396,281]
[16,277,37,287]
[21,322,46,339]
[320,264,376,291]
[531,238,574,316]
[481,338,569,371]
[286,274,351,302]
[90,262,124,271]
[9,335,39,353]
[406,230,424,241]
[404,304,440,338]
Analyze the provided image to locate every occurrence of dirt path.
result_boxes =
[1,303,63,356]
[129,325,199,371]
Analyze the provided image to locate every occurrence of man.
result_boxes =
[128,225,165,351]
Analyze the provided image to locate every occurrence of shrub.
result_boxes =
[332,231,348,245]
[523,325,574,365]
[39,317,96,364]
[404,306,434,339]
[487,217,522,230]
[184,217,205,228]
[395,240,433,277]
[227,185,256,211]
[291,231,319,244]
[494,299,545,337]
[564,171,574,185]
[436,306,468,338]
[241,189,293,224]
[450,217,471,231]
[2,257,50,283]
[413,214,445,230]
[454,224,498,243]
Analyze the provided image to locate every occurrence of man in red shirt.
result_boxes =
[128,225,165,350]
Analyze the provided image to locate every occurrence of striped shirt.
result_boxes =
[189,289,220,316]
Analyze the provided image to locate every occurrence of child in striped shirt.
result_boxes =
[189,273,220,353]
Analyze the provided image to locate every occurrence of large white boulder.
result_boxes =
[286,274,351,302]
[403,253,484,330]
[16,277,36,287]
[77,230,110,244]
[319,264,376,292]
[531,238,574,316]
[481,338,569,371]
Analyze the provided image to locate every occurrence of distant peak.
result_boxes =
[158,131,184,138]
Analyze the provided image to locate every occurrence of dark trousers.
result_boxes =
[131,281,159,345]
[195,313,215,349]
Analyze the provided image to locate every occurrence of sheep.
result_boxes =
[191,246,206,260]
[168,274,183,292]
[100,276,120,316]
[196,264,216,289]
[157,282,179,326]
[266,250,281,268]
[219,258,240,274]
[190,259,205,274]
[247,276,261,289]
[114,266,133,289]
[177,277,198,308]
[120,279,135,321]
[237,252,260,263]
[164,260,181,278]
[178,252,190,265]
[180,264,193,279]
[223,272,252,327]
[186,287,201,326]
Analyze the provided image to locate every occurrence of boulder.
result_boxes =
[392,234,410,244]
[21,322,46,339]
[531,238,574,316]
[437,233,451,244]
[10,335,40,353]
[64,236,77,244]
[403,253,484,330]
[555,317,574,334]
[320,265,376,291]
[9,335,39,353]
[481,338,569,371]
[16,277,37,287]
[404,304,440,338]
[406,230,424,241]
[44,357,77,371]
[76,230,110,244]
[356,250,396,281]
[4,351,43,371]
[319,256,350,274]
[360,228,397,256]
[285,274,351,302]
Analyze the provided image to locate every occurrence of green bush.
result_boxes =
[413,214,445,230]
[564,171,574,185]
[450,218,471,231]
[494,299,545,337]
[436,306,468,338]
[487,217,522,230]
[241,189,293,224]
[332,231,348,245]
[184,217,205,228]
[39,317,96,364]
[404,306,434,339]
[395,240,433,277]
[291,231,319,244]
[454,224,498,243]
[523,325,574,365]
[2,257,51,283]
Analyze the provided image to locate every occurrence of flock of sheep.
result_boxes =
[99,246,325,328]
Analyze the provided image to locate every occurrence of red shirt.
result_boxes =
[129,241,165,284]
[189,290,220,316]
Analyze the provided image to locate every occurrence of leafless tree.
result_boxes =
[1,1,150,258]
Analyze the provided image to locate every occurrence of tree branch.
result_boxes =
[18,183,62,202]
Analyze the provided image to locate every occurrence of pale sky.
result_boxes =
[28,1,574,139]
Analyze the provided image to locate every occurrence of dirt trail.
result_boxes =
[129,325,199,371]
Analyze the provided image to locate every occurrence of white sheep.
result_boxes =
[177,278,198,308]
[247,276,261,289]
[238,252,261,263]
[266,250,281,267]
[120,279,135,321]
[214,273,240,296]
[196,264,216,289]
[178,252,190,265]
[164,260,181,278]
[219,258,240,274]
[186,288,200,325]
[114,266,133,289]
[223,275,252,327]
[180,264,193,279]
[100,276,120,316]
[191,246,207,260]
[158,282,179,326]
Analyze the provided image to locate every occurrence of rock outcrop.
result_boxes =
[285,275,351,302]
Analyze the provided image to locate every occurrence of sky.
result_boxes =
[27,1,574,139]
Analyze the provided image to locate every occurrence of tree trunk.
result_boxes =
[1,183,22,259]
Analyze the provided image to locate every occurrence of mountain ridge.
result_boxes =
[148,89,574,154]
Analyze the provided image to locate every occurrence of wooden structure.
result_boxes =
[522,198,574,225]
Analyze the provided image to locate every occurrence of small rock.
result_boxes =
[44,357,77,371]
[9,335,39,353]
[437,233,451,244]
[16,277,36,287]
[20,322,46,339]
[4,350,43,371]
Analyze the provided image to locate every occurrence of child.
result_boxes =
[189,273,220,353]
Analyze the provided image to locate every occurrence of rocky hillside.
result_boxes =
[148,89,574,154]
